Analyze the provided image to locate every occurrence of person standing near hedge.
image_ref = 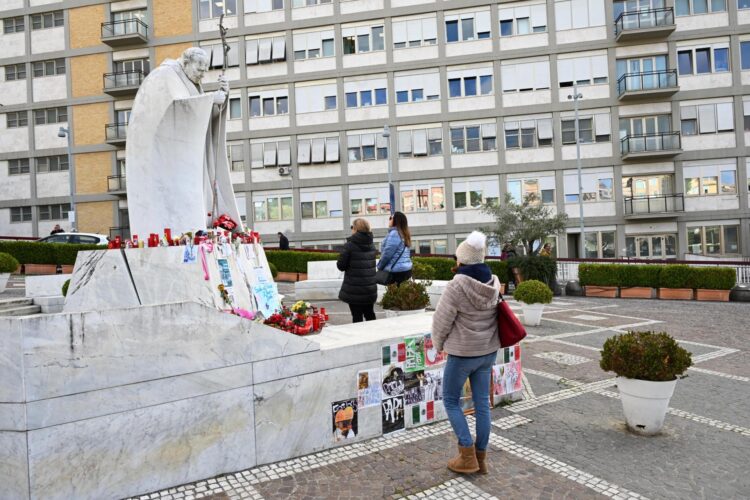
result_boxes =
[337,218,378,323]
[378,211,412,285]
[277,232,290,250]
[431,231,501,476]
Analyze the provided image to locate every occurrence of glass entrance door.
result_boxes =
[626,234,677,258]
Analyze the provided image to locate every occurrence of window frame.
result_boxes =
[31,11,64,30]
[4,63,26,81]
[8,158,30,175]
[10,206,32,223]
[32,58,66,78]
[3,17,25,34]
[35,155,69,173]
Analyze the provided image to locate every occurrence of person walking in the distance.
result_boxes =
[337,218,377,323]
[431,231,501,475]
[277,232,290,250]
[50,224,64,235]
[377,211,413,285]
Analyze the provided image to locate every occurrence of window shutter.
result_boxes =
[592,55,608,81]
[258,39,273,62]
[743,100,750,117]
[428,128,442,140]
[563,174,579,195]
[475,11,492,34]
[398,130,412,154]
[501,65,517,91]
[531,4,547,27]
[481,123,497,138]
[297,140,311,164]
[227,42,239,67]
[537,118,553,139]
[698,104,716,133]
[312,138,326,163]
[258,0,272,11]
[272,38,285,61]
[499,8,514,21]
[263,144,277,166]
[376,134,388,149]
[246,39,259,64]
[555,1,572,30]
[571,0,589,29]
[534,61,550,89]
[715,102,734,131]
[422,18,437,41]
[413,129,428,155]
[680,105,697,120]
[588,0,606,26]
[361,133,376,147]
[393,21,407,45]
[558,59,574,85]
[573,56,591,82]
[406,19,421,42]
[594,114,611,136]
[326,137,340,162]
[278,141,291,165]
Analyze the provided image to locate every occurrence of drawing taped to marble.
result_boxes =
[381,366,405,398]
[252,282,281,318]
[357,368,382,408]
[217,258,233,288]
[423,369,443,402]
[424,334,446,367]
[381,396,405,435]
[492,364,506,398]
[382,342,406,366]
[505,359,522,394]
[332,399,358,442]
[411,400,435,425]
[404,371,425,405]
[404,336,426,372]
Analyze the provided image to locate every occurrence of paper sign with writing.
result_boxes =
[252,282,280,318]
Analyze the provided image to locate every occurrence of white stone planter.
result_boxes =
[521,303,545,326]
[0,273,9,292]
[616,376,677,435]
[384,308,426,319]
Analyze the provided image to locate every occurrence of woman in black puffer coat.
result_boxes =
[337,218,377,323]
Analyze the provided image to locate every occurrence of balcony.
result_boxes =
[621,132,681,160]
[109,226,131,240]
[101,19,148,46]
[617,70,678,101]
[624,193,684,218]
[614,8,675,41]
[105,123,128,146]
[107,174,126,193]
[103,70,145,97]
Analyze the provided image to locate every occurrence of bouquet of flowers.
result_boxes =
[212,214,238,232]
[291,301,311,316]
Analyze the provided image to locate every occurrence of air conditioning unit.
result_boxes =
[278,166,291,176]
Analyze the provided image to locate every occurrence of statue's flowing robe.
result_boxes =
[125,59,241,238]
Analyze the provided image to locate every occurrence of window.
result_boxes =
[344,87,387,108]
[199,0,236,19]
[10,207,32,223]
[8,158,30,175]
[453,178,499,209]
[295,82,338,113]
[347,133,386,162]
[743,99,750,131]
[350,185,391,215]
[250,140,291,168]
[3,17,25,34]
[299,137,340,164]
[229,97,241,119]
[6,111,28,128]
[447,73,493,97]
[33,107,67,125]
[561,114,610,144]
[687,225,739,255]
[680,102,734,135]
[398,128,442,157]
[742,41,750,70]
[292,30,333,61]
[450,124,497,153]
[342,25,385,55]
[411,238,447,255]
[507,176,556,204]
[564,170,614,202]
[555,0,606,30]
[583,231,616,259]
[227,142,244,171]
[392,16,438,49]
[292,0,331,7]
[254,194,293,222]
[246,0,284,12]
[300,190,342,219]
[675,0,726,15]
[112,58,148,74]
[394,71,440,103]
[499,4,547,36]
[558,54,609,87]
[444,11,492,42]
[400,182,445,212]
[36,155,69,172]
[684,163,737,195]
[677,45,729,75]
[31,11,64,29]
[39,203,70,221]
[246,36,285,64]
[741,0,750,9]
[504,118,553,148]
[32,59,65,78]
[201,42,240,69]
[625,234,677,259]
[501,60,551,92]
[248,94,288,117]
[4,64,26,81]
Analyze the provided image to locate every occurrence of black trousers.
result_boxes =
[387,269,413,285]
[349,303,376,323]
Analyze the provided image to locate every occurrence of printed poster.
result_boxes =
[492,364,506,398]
[217,258,233,287]
[381,366,405,399]
[332,399,358,442]
[424,334,446,367]
[381,396,405,435]
[357,369,382,408]
[506,359,523,394]
[423,368,443,402]
[404,371,425,405]
[382,343,406,367]
[252,282,281,318]
[404,336,426,372]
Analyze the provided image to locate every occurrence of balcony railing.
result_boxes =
[107,174,126,192]
[101,19,148,44]
[624,193,684,216]
[103,70,145,94]
[109,226,131,240]
[620,132,681,157]
[617,69,678,97]
[615,8,675,37]
[105,123,128,143]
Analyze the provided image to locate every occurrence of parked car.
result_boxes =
[37,233,109,245]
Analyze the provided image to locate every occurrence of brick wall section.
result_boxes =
[77,201,113,234]
[70,53,107,98]
[73,102,109,146]
[153,0,193,38]
[155,42,194,65]
[74,152,111,195]
[69,4,104,49]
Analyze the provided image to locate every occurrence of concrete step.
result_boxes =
[0,298,34,311]
[0,304,42,316]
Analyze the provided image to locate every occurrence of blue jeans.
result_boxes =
[442,351,497,451]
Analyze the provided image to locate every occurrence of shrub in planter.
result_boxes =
[411,261,436,280]
[269,262,278,279]
[690,267,735,301]
[658,265,694,300]
[507,255,557,286]
[62,279,70,297]
[0,252,19,273]
[380,280,430,312]
[619,264,663,289]
[513,279,552,327]
[578,264,620,287]
[412,257,455,280]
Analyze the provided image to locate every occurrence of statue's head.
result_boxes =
[179,48,210,85]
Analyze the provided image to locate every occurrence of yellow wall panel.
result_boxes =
[153,0,193,38]
[74,152,111,195]
[154,42,194,65]
[69,4,105,49]
[70,54,107,98]
[77,201,114,235]
[73,103,109,146]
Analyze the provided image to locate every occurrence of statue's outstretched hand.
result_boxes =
[213,75,229,104]
[218,75,229,93]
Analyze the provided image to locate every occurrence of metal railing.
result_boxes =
[617,69,677,96]
[103,70,145,90]
[107,174,126,192]
[621,131,680,155]
[105,122,128,141]
[101,19,148,39]
[624,193,684,215]
[614,7,675,35]
[557,258,750,284]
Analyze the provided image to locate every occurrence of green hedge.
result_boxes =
[265,250,339,273]
[619,264,664,288]
[659,264,693,289]
[412,256,455,280]
[487,260,509,284]
[0,241,106,266]
[688,267,736,290]
[508,255,557,286]
[579,264,621,287]
[578,263,736,290]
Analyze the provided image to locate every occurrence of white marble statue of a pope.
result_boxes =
[125,47,242,239]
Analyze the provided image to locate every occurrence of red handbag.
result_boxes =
[497,296,527,347]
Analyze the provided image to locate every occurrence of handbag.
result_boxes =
[376,244,407,285]
[497,295,527,347]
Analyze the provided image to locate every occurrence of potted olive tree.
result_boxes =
[600,331,692,435]
[513,279,552,326]
[0,252,19,292]
[380,280,431,318]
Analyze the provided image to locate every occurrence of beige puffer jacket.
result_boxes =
[431,274,501,357]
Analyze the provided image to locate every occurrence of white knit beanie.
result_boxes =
[455,231,486,265]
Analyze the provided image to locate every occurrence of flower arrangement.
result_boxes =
[263,302,328,335]
[291,300,311,316]
[218,284,232,306]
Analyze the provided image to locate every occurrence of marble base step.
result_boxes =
[33,296,65,314]
[0,304,42,316]
[0,298,33,310]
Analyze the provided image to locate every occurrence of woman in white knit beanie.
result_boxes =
[431,231,501,475]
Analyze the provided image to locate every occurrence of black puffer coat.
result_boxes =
[337,231,377,305]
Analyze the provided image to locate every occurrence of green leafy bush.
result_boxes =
[265,250,339,273]
[508,255,557,287]
[659,265,693,289]
[62,279,70,297]
[268,262,278,279]
[578,264,620,287]
[600,331,693,382]
[380,280,430,311]
[688,267,736,290]
[0,252,20,273]
[619,264,663,288]
[0,241,105,266]
[412,257,455,280]
[487,260,509,284]
[513,279,553,304]
[411,261,436,280]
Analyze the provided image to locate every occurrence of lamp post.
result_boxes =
[567,85,585,259]
[57,127,76,232]
[382,125,395,214]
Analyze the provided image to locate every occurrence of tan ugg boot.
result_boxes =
[476,449,488,474]
[447,445,480,474]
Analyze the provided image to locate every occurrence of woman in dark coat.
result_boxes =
[337,218,377,323]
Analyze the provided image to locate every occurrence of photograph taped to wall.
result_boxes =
[423,368,443,402]
[381,365,405,398]
[404,370,425,405]
[217,258,233,287]
[357,368,382,408]
[332,398,358,442]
